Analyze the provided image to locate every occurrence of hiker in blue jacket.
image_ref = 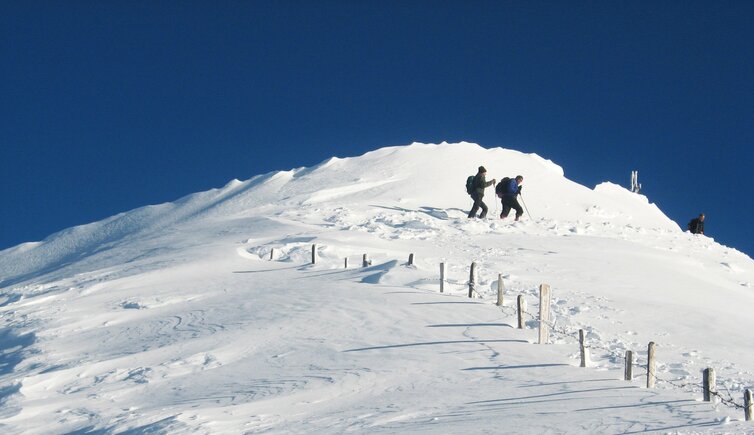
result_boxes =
[500,175,524,221]
[468,166,496,219]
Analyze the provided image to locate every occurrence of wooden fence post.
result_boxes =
[496,274,504,306]
[517,295,525,329]
[344,257,348,269]
[624,350,633,381]
[408,253,414,266]
[468,262,477,298]
[579,329,589,367]
[745,389,752,421]
[440,263,445,293]
[538,284,551,344]
[703,368,717,403]
[311,244,317,264]
[269,248,274,261]
[363,254,369,267]
[646,342,656,388]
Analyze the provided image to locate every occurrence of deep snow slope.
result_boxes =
[1,142,752,433]
[0,142,678,285]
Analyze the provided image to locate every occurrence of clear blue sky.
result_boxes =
[2,1,753,256]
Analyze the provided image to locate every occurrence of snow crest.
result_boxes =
[0,142,752,433]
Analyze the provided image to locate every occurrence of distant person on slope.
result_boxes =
[498,175,524,221]
[687,213,705,234]
[468,166,496,219]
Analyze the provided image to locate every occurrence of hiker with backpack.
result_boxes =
[687,213,705,234]
[467,166,496,219]
[497,175,524,221]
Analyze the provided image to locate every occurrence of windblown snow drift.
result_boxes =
[1,142,752,433]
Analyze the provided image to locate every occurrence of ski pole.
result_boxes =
[520,193,533,220]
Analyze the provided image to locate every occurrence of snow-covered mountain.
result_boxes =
[1,142,752,433]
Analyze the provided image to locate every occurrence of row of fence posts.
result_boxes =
[304,244,373,268]
[274,246,753,421]
[445,259,752,421]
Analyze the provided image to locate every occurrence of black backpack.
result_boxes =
[496,177,510,198]
[465,175,475,195]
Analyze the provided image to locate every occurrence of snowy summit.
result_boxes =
[1,142,752,433]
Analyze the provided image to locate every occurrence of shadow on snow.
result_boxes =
[343,338,528,352]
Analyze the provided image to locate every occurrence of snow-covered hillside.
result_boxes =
[1,142,752,433]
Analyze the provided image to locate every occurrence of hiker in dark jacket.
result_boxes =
[500,175,524,221]
[468,166,496,219]
[688,213,705,234]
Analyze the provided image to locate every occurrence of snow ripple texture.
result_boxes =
[0,142,752,433]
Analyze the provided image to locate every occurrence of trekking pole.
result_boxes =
[493,180,499,216]
[520,193,533,220]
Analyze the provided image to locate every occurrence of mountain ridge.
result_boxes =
[0,142,752,432]
[4,141,749,289]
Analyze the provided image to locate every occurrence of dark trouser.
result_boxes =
[468,194,488,218]
[501,195,523,220]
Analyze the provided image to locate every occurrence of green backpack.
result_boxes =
[465,175,475,195]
